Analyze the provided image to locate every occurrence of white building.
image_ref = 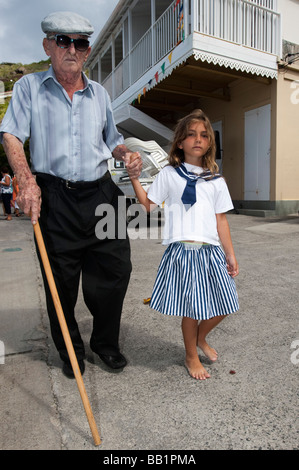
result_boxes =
[86,0,299,216]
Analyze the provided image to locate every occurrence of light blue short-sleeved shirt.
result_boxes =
[0,66,124,181]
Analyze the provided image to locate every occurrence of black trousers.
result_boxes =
[35,173,132,363]
[2,193,12,215]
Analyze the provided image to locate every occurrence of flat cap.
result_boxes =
[41,11,94,36]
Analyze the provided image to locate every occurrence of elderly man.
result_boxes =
[0,12,142,377]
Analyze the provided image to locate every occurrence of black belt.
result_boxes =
[35,171,111,190]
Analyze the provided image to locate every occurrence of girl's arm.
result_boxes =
[216,213,239,278]
[130,178,157,213]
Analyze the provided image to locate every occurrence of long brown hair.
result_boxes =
[168,109,219,173]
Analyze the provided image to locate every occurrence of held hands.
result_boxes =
[17,178,42,225]
[123,151,142,179]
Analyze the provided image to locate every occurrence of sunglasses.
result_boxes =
[48,34,90,52]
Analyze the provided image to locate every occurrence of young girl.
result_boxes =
[129,109,239,380]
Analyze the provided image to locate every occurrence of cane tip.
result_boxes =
[94,435,102,446]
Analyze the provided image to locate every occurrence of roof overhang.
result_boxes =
[114,104,173,147]
[111,32,278,113]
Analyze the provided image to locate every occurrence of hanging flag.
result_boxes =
[143,87,147,96]
[138,93,141,103]
[155,71,159,83]
[168,52,173,64]
[176,0,184,45]
[161,62,166,74]
[174,0,180,10]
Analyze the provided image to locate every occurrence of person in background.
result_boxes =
[0,11,142,378]
[12,175,21,217]
[0,166,13,221]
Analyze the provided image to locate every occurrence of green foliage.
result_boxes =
[0,59,51,91]
[0,98,10,169]
[0,56,43,171]
[0,99,9,122]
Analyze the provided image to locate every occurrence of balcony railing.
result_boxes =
[195,0,280,53]
[101,0,280,101]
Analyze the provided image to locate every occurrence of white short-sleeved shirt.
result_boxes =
[147,163,234,245]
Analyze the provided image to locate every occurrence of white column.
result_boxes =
[97,58,101,83]
[128,9,132,87]
[151,0,155,65]
[111,37,115,100]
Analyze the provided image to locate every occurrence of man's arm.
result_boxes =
[2,133,41,224]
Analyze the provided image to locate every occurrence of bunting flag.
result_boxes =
[177,1,184,44]
[131,19,183,106]
[179,13,184,29]
[174,0,180,10]
[132,53,174,105]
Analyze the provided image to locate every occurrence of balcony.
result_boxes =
[88,0,281,110]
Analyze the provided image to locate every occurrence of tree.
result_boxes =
[0,98,30,172]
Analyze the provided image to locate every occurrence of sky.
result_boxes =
[0,0,120,64]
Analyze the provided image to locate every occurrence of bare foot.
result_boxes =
[185,357,211,380]
[197,339,218,362]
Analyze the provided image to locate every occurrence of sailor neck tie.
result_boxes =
[174,163,221,210]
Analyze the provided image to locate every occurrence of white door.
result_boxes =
[244,104,271,200]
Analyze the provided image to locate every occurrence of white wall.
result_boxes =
[277,0,299,44]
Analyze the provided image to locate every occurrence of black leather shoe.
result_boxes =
[97,352,127,369]
[62,360,85,379]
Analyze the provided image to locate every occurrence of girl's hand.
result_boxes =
[124,151,142,179]
[226,254,239,278]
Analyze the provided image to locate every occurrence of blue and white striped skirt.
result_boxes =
[150,242,239,320]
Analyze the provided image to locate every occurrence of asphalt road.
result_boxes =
[0,210,298,451]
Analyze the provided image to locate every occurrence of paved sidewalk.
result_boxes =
[0,211,298,450]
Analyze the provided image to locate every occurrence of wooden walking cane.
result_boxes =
[33,220,101,446]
